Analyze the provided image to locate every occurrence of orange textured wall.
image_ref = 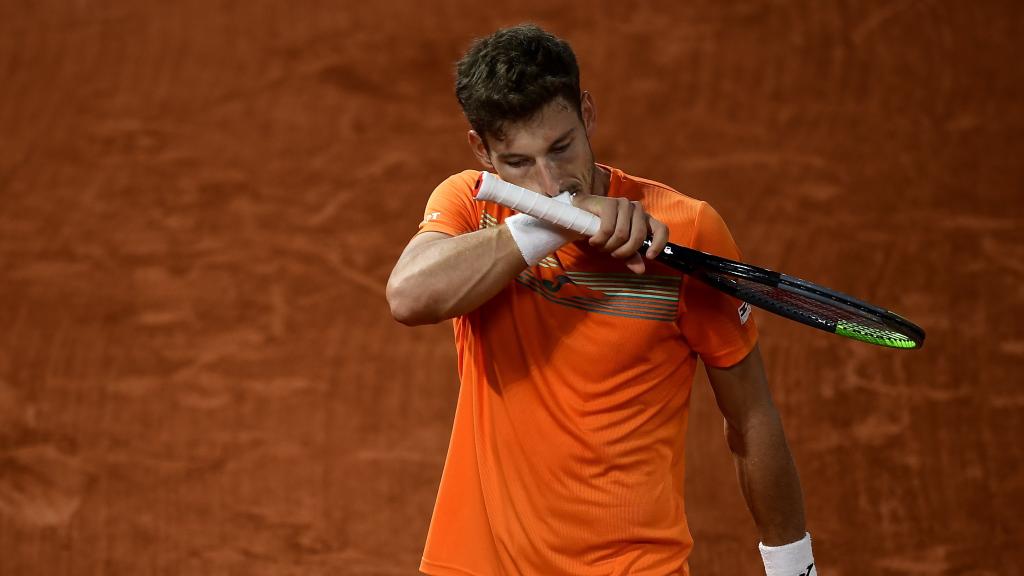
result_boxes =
[0,1,1021,574]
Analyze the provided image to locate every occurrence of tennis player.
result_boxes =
[387,24,816,576]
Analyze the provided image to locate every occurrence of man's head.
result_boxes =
[455,24,602,197]
[456,24,581,142]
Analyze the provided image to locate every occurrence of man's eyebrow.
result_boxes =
[496,151,528,162]
[549,128,574,146]
[496,129,575,162]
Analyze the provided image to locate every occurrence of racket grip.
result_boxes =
[474,172,601,236]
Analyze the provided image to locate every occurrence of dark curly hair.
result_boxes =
[455,24,581,145]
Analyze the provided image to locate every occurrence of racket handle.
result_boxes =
[474,172,601,236]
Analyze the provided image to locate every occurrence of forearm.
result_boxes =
[726,410,807,546]
[387,226,527,325]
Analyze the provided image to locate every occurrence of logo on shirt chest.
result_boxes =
[482,208,682,323]
[516,265,681,323]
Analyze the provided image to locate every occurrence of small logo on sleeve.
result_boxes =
[738,301,752,325]
[420,211,441,225]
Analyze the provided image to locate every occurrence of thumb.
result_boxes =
[625,253,646,274]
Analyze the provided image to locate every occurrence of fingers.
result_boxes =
[587,197,639,254]
[646,216,669,260]
[610,201,648,259]
[571,193,669,274]
[584,195,621,247]
[624,253,646,274]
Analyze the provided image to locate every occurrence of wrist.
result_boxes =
[759,532,815,576]
[504,192,576,266]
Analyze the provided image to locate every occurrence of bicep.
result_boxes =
[391,231,452,274]
[399,231,452,257]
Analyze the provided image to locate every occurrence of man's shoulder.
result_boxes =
[610,166,700,203]
[435,169,482,193]
[607,166,709,238]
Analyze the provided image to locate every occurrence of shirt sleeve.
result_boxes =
[416,170,482,237]
[678,201,759,368]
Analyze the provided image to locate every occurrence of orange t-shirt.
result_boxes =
[416,166,758,576]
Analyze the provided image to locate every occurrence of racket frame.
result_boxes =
[645,239,924,347]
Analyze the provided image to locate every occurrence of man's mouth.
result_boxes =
[559,181,584,195]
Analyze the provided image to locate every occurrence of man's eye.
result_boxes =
[506,159,528,168]
[552,143,570,153]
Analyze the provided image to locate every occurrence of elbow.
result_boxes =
[386,275,442,326]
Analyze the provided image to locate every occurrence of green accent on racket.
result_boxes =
[836,321,918,349]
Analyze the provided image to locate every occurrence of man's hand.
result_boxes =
[570,193,669,274]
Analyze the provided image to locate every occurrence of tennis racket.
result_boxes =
[474,172,925,350]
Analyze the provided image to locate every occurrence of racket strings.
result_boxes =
[707,273,916,347]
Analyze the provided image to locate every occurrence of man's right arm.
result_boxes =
[387,190,669,326]
[386,227,528,326]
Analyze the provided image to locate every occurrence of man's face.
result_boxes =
[470,94,598,197]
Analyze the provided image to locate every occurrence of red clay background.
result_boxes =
[1,1,1021,574]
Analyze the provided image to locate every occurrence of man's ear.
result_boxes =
[467,130,495,169]
[581,91,596,136]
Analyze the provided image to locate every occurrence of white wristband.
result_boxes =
[503,192,576,266]
[759,532,816,576]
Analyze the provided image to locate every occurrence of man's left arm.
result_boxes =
[706,344,817,574]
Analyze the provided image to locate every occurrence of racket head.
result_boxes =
[647,241,926,349]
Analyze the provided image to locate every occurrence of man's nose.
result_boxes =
[535,160,561,197]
